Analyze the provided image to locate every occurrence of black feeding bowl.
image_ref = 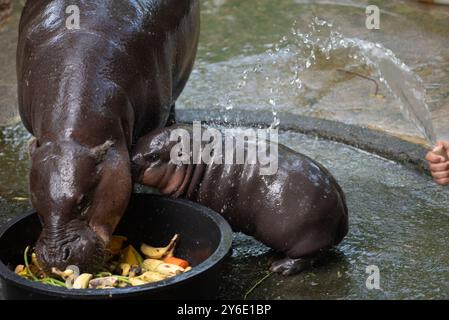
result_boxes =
[0,194,233,299]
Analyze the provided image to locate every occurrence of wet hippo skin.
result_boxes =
[17,0,200,272]
[132,125,349,275]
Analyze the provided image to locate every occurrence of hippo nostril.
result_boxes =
[62,246,71,261]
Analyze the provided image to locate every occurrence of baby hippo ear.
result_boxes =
[90,140,114,163]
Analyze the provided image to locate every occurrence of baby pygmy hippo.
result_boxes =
[131,125,348,275]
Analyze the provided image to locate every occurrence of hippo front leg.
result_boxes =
[131,127,204,198]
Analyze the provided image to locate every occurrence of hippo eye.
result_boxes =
[79,206,90,219]
[76,194,91,218]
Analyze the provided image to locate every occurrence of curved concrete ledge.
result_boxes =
[177,108,430,175]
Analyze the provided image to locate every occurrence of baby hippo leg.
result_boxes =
[270,257,317,276]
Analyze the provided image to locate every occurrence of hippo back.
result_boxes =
[17,0,200,145]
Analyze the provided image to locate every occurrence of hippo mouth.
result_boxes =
[35,219,107,274]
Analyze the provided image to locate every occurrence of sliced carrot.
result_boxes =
[163,256,189,269]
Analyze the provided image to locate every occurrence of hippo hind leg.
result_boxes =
[270,255,319,276]
[268,211,346,276]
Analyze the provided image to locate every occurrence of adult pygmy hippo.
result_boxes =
[132,125,348,275]
[17,0,200,272]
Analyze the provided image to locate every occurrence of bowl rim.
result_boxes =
[0,194,233,298]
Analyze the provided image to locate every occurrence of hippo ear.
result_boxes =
[90,140,114,163]
[28,137,39,157]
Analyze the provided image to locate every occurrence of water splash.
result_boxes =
[180,17,436,144]
[287,17,436,143]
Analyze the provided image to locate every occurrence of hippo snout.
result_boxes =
[35,220,106,273]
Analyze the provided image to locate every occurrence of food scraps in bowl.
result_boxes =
[14,234,192,289]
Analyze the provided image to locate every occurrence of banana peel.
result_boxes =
[51,267,74,280]
[120,245,144,267]
[73,273,93,289]
[119,263,131,276]
[129,278,147,286]
[128,271,168,286]
[140,234,179,259]
[136,271,168,283]
[143,258,185,277]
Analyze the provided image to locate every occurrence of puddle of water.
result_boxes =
[0,124,31,223]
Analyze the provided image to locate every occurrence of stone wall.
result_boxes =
[0,0,19,127]
[0,0,11,24]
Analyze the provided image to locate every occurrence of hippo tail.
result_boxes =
[309,157,349,245]
[333,179,349,245]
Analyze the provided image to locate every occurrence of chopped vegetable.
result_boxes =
[107,236,127,255]
[163,256,190,269]
[129,278,147,286]
[73,273,93,289]
[51,267,74,280]
[135,271,167,283]
[120,245,144,267]
[23,246,38,281]
[119,263,131,276]
[14,265,25,275]
[89,276,118,289]
[128,265,142,278]
[15,234,191,289]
